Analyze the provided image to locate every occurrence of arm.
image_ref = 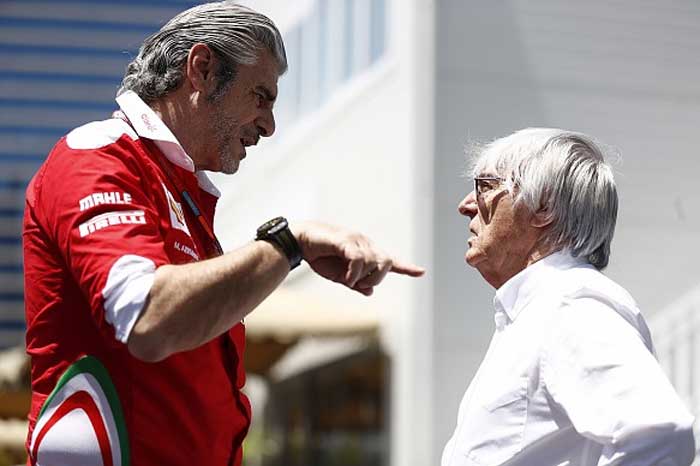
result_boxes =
[128,221,425,361]
[542,296,695,466]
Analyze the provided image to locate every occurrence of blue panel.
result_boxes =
[0,126,66,137]
[0,237,21,246]
[0,180,28,190]
[17,0,200,5]
[0,17,160,33]
[0,292,23,301]
[0,153,46,163]
[0,320,25,331]
[318,0,328,103]
[0,43,137,58]
[0,266,23,273]
[343,0,354,80]
[0,71,120,84]
[370,0,386,63]
[0,208,24,218]
[0,99,115,112]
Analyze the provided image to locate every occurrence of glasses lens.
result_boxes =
[476,178,498,196]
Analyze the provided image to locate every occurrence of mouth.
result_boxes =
[467,225,478,246]
[239,136,260,160]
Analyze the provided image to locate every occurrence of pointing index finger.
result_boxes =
[389,259,426,277]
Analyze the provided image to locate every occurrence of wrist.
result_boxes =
[289,221,310,259]
[256,217,303,270]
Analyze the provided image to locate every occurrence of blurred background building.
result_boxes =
[1,0,699,465]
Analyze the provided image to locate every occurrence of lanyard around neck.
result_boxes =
[117,113,223,258]
[149,142,224,258]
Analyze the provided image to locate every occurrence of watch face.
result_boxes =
[258,216,286,237]
[269,221,287,235]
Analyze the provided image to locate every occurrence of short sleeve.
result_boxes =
[542,294,695,465]
[35,129,170,344]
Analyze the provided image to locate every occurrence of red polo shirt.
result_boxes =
[23,92,250,466]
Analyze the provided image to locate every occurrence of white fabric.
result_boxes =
[441,251,695,466]
[36,409,102,466]
[101,254,156,343]
[66,118,138,150]
[195,171,221,198]
[115,90,221,198]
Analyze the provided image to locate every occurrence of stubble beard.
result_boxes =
[218,136,238,174]
[211,106,240,175]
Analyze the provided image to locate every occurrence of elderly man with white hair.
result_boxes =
[441,128,695,466]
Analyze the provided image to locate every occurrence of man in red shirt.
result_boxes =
[22,2,424,465]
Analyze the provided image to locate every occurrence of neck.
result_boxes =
[150,97,180,138]
[149,92,203,170]
[485,243,554,289]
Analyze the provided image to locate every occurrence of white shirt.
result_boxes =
[441,251,695,466]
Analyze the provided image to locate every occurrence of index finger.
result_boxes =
[389,259,426,277]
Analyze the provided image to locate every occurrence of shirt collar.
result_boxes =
[493,250,588,328]
[114,90,220,198]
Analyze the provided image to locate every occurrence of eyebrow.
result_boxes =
[256,85,277,103]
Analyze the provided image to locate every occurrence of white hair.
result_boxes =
[118,1,287,102]
[471,128,619,269]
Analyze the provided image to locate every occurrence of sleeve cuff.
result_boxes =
[101,254,157,343]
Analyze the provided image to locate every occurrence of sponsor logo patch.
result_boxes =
[141,113,156,132]
[79,192,132,211]
[78,210,146,237]
[162,184,191,236]
[174,241,199,261]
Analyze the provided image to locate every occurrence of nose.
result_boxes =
[256,108,276,138]
[458,190,478,218]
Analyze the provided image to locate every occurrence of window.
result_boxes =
[275,0,387,134]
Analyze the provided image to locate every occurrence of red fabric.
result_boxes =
[23,123,250,465]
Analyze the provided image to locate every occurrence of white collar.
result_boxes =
[493,250,589,328]
[114,90,221,198]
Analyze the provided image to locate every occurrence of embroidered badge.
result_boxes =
[162,183,191,236]
[78,210,146,237]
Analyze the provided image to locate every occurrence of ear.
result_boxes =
[185,43,217,94]
[530,204,554,229]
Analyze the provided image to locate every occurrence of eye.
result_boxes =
[477,180,494,194]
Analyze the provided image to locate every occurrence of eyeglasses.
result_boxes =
[474,176,507,199]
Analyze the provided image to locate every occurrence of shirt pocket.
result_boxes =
[466,375,529,465]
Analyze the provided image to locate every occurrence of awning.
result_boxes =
[245,288,380,340]
[244,288,380,375]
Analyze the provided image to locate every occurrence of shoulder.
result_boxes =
[550,266,653,350]
[65,118,139,151]
[43,119,148,182]
[31,119,154,217]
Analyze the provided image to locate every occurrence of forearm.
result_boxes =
[128,240,288,361]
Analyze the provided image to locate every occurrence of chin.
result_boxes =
[465,249,484,269]
[465,251,476,267]
[218,155,241,174]
[221,164,239,175]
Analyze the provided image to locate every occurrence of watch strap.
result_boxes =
[256,217,302,270]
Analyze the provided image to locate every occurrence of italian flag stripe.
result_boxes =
[32,356,129,466]
[32,391,114,466]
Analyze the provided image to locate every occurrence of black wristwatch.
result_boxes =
[256,217,303,270]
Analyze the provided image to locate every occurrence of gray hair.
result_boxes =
[118,1,287,102]
[471,128,619,269]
